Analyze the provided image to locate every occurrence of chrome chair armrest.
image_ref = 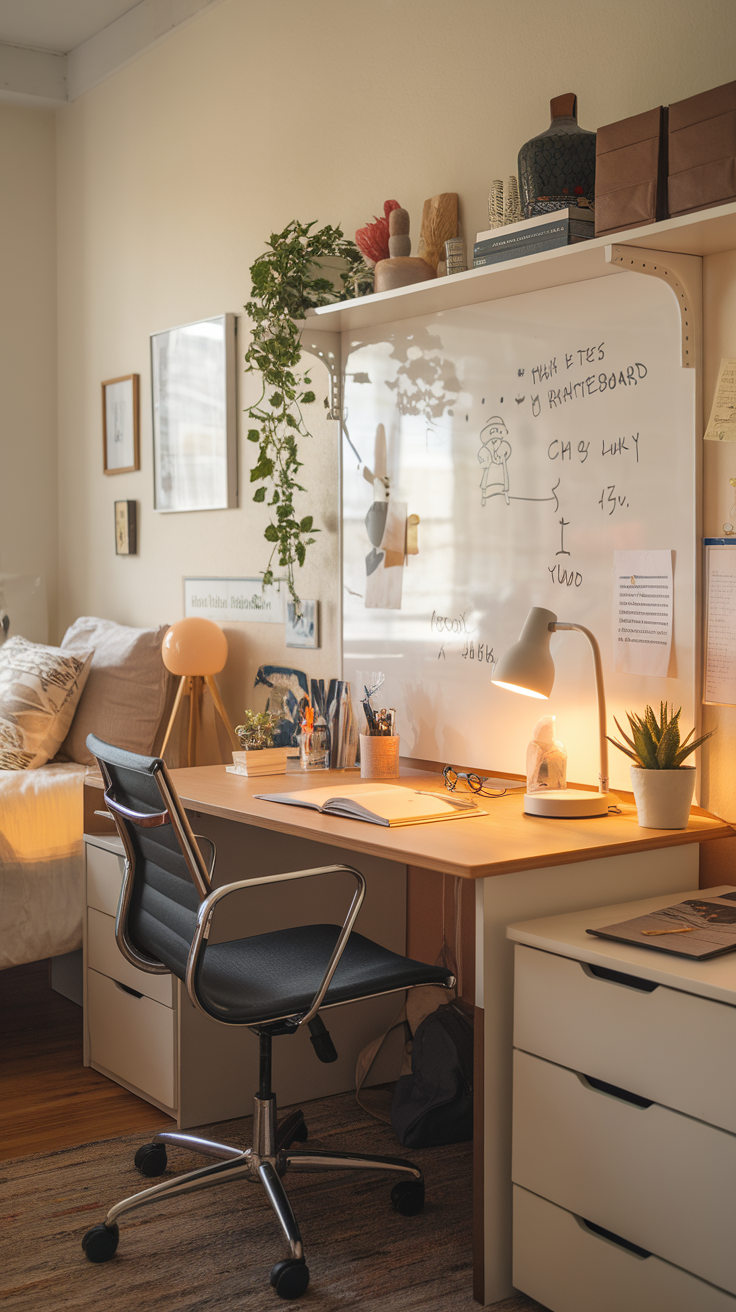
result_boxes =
[185,864,366,1026]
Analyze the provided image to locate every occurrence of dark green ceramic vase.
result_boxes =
[518,93,596,217]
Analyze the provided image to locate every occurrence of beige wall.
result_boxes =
[53,0,736,810]
[0,102,57,641]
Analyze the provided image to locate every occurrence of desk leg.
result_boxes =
[473,844,698,1305]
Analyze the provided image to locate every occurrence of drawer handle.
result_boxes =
[581,1073,653,1109]
[576,1215,651,1259]
[582,965,655,991]
[114,980,144,1000]
[583,963,658,993]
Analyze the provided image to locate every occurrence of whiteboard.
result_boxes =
[341,273,697,792]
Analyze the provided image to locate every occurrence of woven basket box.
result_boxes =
[669,79,736,217]
[595,105,668,237]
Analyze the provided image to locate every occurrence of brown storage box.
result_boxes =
[669,79,736,217]
[595,106,668,236]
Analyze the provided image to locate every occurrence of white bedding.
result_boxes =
[0,763,87,969]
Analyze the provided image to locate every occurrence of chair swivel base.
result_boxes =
[82,1092,425,1300]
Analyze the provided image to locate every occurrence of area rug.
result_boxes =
[0,1090,546,1311]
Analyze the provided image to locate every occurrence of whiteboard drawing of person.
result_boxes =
[478,416,511,506]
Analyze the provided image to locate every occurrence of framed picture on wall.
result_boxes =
[114,500,137,555]
[285,599,320,648]
[151,313,237,512]
[102,374,140,474]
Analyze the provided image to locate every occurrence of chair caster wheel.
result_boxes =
[292,1120,308,1144]
[134,1143,167,1177]
[391,1179,425,1216]
[82,1223,119,1263]
[269,1258,310,1299]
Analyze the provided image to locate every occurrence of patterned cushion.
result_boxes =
[0,636,93,770]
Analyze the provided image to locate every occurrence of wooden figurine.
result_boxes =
[416,193,459,270]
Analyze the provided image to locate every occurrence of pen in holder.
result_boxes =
[360,733,400,779]
[359,677,399,778]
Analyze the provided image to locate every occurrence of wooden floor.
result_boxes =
[0,961,173,1161]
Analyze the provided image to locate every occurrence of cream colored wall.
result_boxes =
[55,0,736,802]
[0,103,57,642]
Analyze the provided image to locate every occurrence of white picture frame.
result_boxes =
[285,600,320,648]
[183,577,285,623]
[151,314,237,512]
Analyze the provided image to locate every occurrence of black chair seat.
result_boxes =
[197,925,453,1023]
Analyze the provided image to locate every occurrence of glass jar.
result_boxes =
[299,721,330,770]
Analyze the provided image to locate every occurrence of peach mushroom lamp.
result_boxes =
[160,617,238,766]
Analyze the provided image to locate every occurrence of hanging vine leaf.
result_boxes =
[244,219,374,608]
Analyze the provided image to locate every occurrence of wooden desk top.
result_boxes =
[169,766,734,881]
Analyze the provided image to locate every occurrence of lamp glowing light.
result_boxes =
[492,606,611,818]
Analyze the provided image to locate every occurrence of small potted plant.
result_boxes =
[232,710,288,777]
[607,703,715,829]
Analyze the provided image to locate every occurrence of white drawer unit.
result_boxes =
[83,831,254,1126]
[508,887,736,1310]
[87,967,177,1109]
[83,828,411,1130]
[87,906,175,1007]
[513,1186,736,1312]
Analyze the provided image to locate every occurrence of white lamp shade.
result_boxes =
[491,606,557,698]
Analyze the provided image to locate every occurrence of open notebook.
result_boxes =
[254,783,487,827]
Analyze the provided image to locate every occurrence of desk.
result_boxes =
[167,764,733,1305]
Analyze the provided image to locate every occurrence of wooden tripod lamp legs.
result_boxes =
[160,673,238,767]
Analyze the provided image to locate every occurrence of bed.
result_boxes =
[0,617,172,971]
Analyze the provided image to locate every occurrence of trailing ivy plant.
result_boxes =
[244,219,372,607]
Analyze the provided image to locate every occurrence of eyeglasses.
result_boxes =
[443,766,507,798]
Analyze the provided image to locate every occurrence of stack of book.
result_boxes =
[473,206,595,268]
[227,746,289,777]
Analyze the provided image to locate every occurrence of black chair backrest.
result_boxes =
[87,734,212,982]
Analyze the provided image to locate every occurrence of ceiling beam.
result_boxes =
[0,0,226,108]
[67,0,227,102]
[0,43,66,109]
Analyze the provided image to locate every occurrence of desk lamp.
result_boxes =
[160,617,238,767]
[492,606,612,817]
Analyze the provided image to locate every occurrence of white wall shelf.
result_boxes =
[303,200,736,334]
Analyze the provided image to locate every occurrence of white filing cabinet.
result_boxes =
[507,887,736,1312]
[82,830,407,1129]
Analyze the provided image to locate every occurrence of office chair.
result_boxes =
[81,736,456,1300]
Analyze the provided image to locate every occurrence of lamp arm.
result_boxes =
[551,623,609,794]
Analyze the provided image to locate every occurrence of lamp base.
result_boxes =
[524,788,612,818]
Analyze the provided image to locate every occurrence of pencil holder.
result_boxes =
[360,734,400,780]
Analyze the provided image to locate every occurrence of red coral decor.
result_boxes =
[355,199,401,266]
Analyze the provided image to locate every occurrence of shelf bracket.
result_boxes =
[299,328,342,420]
[605,245,702,369]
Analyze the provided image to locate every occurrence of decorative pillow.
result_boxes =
[0,636,93,770]
[59,617,171,766]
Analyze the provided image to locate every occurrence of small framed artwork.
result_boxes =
[102,374,140,474]
[286,600,320,648]
[151,314,237,512]
[115,500,137,555]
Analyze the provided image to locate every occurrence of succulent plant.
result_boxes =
[607,702,715,770]
[235,710,281,751]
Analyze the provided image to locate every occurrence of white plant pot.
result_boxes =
[308,255,350,301]
[630,766,696,829]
